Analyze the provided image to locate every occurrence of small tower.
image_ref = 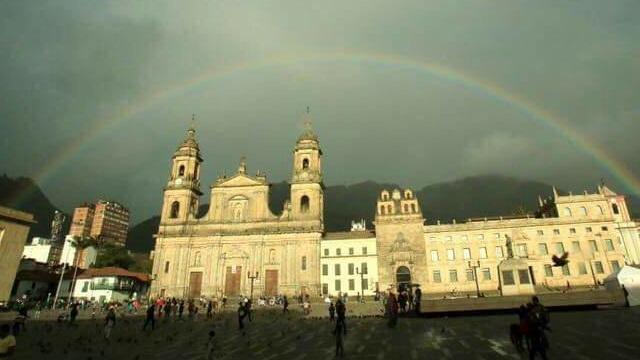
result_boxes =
[160,123,203,223]
[290,109,324,225]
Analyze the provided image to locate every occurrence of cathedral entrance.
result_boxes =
[225,266,242,296]
[264,270,278,296]
[188,272,203,299]
[396,266,411,292]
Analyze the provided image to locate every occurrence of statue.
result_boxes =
[505,235,514,259]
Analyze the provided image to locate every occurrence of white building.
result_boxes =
[320,224,379,297]
[68,267,150,303]
[22,237,53,263]
[60,235,97,269]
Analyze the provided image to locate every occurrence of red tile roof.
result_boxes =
[77,267,150,282]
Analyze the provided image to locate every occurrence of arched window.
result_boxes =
[302,158,309,169]
[404,204,409,213]
[269,249,276,263]
[300,196,310,213]
[194,164,199,179]
[580,206,587,216]
[597,205,604,215]
[301,256,307,270]
[380,206,386,215]
[405,190,413,199]
[382,192,389,201]
[170,201,180,218]
[563,207,572,217]
[178,165,185,177]
[193,251,201,266]
[387,204,392,214]
[411,203,416,213]
[612,203,619,215]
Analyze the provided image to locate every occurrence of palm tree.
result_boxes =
[66,236,97,310]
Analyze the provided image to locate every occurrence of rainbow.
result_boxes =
[11,51,640,207]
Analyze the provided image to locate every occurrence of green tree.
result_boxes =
[95,243,135,269]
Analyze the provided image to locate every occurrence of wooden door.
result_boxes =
[265,270,278,296]
[189,272,203,298]
[225,266,242,296]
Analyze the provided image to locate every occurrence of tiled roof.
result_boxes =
[77,267,150,282]
[323,231,376,240]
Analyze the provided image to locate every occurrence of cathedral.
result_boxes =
[150,118,640,300]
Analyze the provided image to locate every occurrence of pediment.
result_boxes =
[214,174,265,188]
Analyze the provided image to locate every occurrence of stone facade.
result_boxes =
[0,206,35,303]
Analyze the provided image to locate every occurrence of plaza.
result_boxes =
[1,304,639,359]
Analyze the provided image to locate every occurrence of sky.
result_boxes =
[1,0,639,223]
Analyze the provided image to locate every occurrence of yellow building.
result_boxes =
[0,205,35,303]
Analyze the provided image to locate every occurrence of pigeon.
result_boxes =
[552,252,570,267]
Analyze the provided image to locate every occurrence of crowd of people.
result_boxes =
[511,296,551,360]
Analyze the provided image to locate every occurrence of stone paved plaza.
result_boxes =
[1,306,639,359]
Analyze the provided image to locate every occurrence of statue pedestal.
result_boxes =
[498,258,535,296]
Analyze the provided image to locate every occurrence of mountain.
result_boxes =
[0,174,68,240]
[127,175,611,253]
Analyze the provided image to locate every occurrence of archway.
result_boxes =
[396,266,411,292]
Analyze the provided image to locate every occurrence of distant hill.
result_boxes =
[126,175,604,253]
[0,174,68,241]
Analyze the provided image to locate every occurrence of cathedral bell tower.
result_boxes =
[160,123,203,223]
[290,111,324,228]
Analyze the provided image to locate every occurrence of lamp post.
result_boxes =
[355,266,366,303]
[247,271,259,300]
[468,260,481,298]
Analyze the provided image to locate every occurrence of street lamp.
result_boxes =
[355,266,366,303]
[247,271,259,300]
[468,260,481,298]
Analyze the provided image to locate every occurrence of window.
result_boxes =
[518,269,530,284]
[170,201,180,218]
[322,264,328,276]
[562,264,571,276]
[82,282,89,292]
[538,243,548,255]
[301,256,307,271]
[362,247,367,255]
[477,234,485,241]
[449,270,458,282]
[178,165,185,176]
[335,280,341,291]
[193,251,201,266]
[605,239,614,251]
[348,263,354,275]
[362,279,369,290]
[380,206,386,215]
[517,244,528,257]
[324,249,329,256]
[411,204,417,213]
[300,196,310,213]
[570,228,576,234]
[495,246,504,258]
[578,262,587,275]
[571,241,581,253]
[349,248,354,255]
[447,249,455,261]
[594,261,604,274]
[463,248,471,260]
[564,207,572,217]
[335,264,341,276]
[348,279,355,291]
[580,207,587,216]
[611,260,621,272]
[601,226,608,231]
[597,205,604,215]
[322,283,328,295]
[466,269,475,282]
[404,204,409,213]
[544,265,553,277]
[336,248,341,256]
[502,270,515,285]
[553,229,560,235]
[589,240,599,253]
[361,262,368,274]
[612,203,619,215]
[433,270,442,283]
[430,250,439,262]
[482,268,491,281]
[555,242,565,255]
[479,247,488,259]
[164,261,170,273]
[387,205,392,214]
[302,158,309,169]
[537,230,544,236]
[586,227,592,233]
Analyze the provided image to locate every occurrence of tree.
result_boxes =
[67,236,97,308]
[95,243,135,269]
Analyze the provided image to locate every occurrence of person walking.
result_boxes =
[104,306,116,340]
[178,300,185,320]
[283,296,289,314]
[69,303,79,325]
[414,286,422,315]
[387,290,399,328]
[328,301,336,322]
[206,300,213,319]
[237,302,247,330]
[335,299,347,335]
[143,303,156,331]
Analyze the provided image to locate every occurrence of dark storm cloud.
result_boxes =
[1,0,639,222]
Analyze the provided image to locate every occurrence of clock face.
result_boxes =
[175,178,183,185]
